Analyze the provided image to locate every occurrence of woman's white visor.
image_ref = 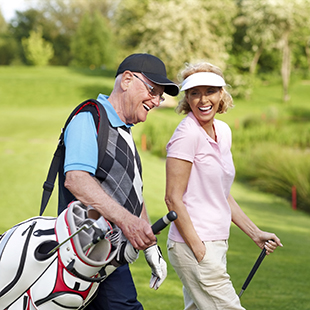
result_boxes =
[181,72,226,91]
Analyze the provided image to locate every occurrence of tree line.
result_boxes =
[0,0,310,100]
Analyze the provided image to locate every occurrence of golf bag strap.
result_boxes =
[40,99,109,216]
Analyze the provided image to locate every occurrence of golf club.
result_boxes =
[238,247,267,298]
[49,210,178,256]
[151,210,178,234]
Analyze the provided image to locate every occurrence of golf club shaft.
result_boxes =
[48,223,92,254]
[238,247,267,298]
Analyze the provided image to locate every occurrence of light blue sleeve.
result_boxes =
[64,112,98,175]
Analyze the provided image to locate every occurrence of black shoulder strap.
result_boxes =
[40,99,109,216]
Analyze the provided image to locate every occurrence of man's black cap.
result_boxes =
[116,53,179,96]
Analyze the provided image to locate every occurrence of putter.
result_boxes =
[238,247,267,298]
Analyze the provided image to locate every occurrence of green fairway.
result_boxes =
[0,66,309,309]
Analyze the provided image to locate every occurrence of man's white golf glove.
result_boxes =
[116,240,139,265]
[143,244,167,290]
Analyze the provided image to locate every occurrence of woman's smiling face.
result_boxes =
[186,85,223,129]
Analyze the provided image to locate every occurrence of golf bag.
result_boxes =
[0,201,123,310]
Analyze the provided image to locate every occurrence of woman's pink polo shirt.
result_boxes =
[166,112,235,242]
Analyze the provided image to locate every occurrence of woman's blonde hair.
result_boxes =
[176,62,234,115]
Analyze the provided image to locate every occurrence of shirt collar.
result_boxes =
[188,112,219,143]
[96,94,133,128]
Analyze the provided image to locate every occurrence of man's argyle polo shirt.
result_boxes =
[96,124,143,217]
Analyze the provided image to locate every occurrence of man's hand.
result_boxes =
[144,244,167,290]
[119,215,156,250]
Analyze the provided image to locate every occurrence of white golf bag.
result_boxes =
[0,201,123,310]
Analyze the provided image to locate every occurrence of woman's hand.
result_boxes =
[193,241,206,263]
[253,231,283,255]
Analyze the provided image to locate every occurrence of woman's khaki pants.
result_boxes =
[167,239,245,310]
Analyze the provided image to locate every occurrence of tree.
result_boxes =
[70,10,116,68]
[22,26,54,66]
[8,0,117,65]
[115,0,237,78]
[9,9,53,64]
[0,9,7,33]
[36,0,119,65]
[306,38,310,71]
[234,1,280,75]
[0,34,19,65]
[113,0,149,56]
[0,9,18,65]
[237,0,310,101]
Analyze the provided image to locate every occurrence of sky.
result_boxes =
[0,0,29,21]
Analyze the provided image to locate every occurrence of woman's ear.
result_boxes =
[185,91,189,101]
[219,87,224,98]
[217,89,225,113]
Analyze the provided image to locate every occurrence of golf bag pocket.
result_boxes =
[0,216,58,308]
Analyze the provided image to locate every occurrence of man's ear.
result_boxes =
[120,71,134,91]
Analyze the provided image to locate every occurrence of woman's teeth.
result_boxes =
[199,106,212,112]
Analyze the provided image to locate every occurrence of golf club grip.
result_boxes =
[241,247,267,290]
[151,211,178,234]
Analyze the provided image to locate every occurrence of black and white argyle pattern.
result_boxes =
[96,125,143,217]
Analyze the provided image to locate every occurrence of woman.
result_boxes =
[165,62,283,310]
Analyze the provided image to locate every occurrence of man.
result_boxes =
[61,53,179,309]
